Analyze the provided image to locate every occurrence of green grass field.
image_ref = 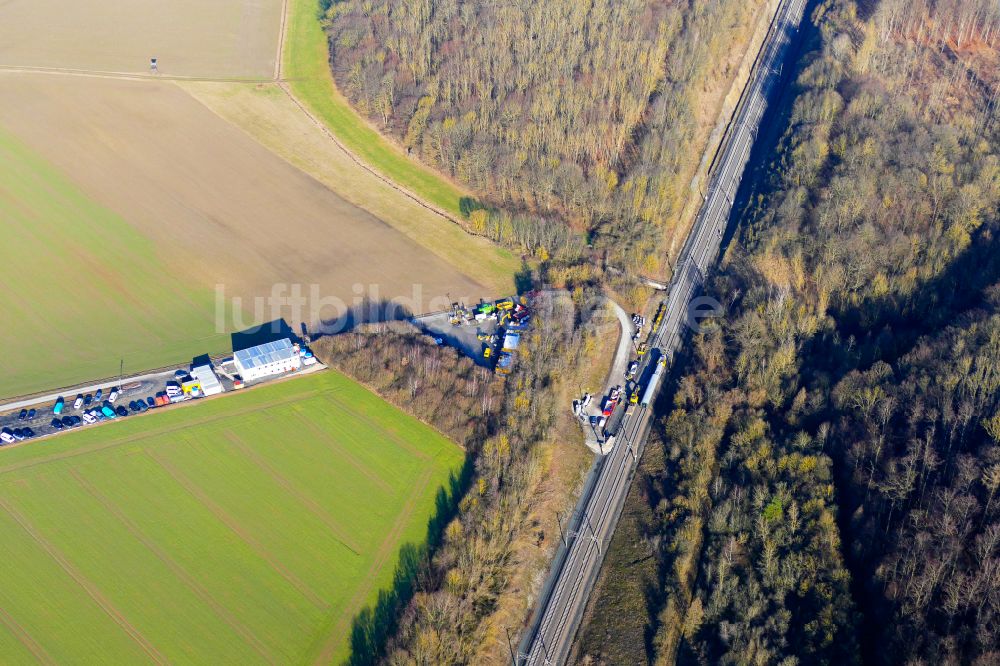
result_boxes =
[283,0,471,219]
[0,370,463,664]
[0,128,230,399]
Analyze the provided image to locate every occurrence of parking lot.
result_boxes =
[0,345,324,447]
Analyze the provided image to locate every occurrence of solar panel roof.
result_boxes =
[234,338,296,370]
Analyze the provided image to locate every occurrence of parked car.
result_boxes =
[83,394,93,407]
[82,412,97,425]
[0,429,14,444]
[27,408,36,419]
[101,405,116,419]
[138,401,148,412]
[61,416,75,428]
[108,387,120,403]
[51,418,64,430]
[146,397,156,408]
[94,388,103,401]
[53,397,65,415]
[115,405,128,418]
[23,427,35,439]
[73,394,84,409]
[175,369,189,380]
[12,428,24,441]
[18,409,27,420]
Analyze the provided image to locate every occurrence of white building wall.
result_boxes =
[236,355,301,382]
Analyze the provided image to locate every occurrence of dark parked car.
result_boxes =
[115,406,128,418]
[128,400,138,412]
[18,409,27,420]
[61,416,75,428]
[12,428,24,441]
[27,408,36,419]
[51,418,64,430]
[146,397,156,408]
[84,394,93,406]
[23,427,35,439]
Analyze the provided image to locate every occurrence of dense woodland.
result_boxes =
[324,0,769,272]
[318,0,1000,662]
[580,0,1000,663]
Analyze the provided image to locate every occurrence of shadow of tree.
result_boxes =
[514,259,534,295]
[345,456,474,665]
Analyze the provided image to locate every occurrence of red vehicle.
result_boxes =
[602,386,622,417]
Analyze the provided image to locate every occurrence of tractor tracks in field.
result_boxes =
[0,498,169,664]
[309,466,435,665]
[0,64,279,84]
[70,469,279,665]
[0,603,57,665]
[147,449,330,611]
[225,431,363,555]
[274,0,289,82]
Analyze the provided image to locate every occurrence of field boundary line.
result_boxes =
[309,466,435,664]
[227,432,363,555]
[0,390,320,477]
[70,469,279,664]
[0,498,169,664]
[0,603,57,665]
[147,449,329,611]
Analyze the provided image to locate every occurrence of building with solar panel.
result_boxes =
[233,338,301,382]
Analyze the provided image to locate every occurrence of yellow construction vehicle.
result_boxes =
[653,303,666,328]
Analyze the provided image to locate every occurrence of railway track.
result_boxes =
[518,0,810,661]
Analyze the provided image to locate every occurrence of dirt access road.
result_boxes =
[578,300,634,454]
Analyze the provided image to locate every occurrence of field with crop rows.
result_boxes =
[0,370,463,664]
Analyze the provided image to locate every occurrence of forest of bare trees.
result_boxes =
[579,0,1000,662]
[324,0,769,273]
[315,0,1000,661]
